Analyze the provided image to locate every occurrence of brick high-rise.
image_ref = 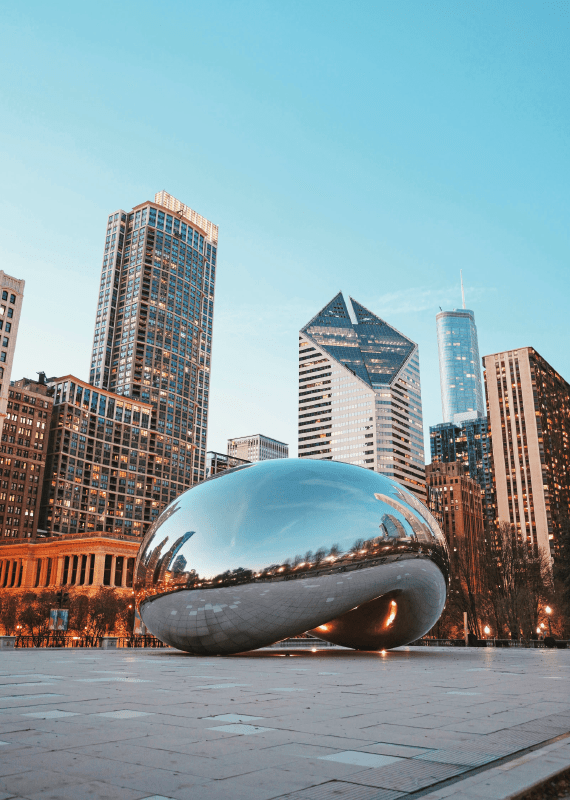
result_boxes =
[426,461,486,590]
[0,377,52,539]
[0,272,25,441]
[483,347,570,560]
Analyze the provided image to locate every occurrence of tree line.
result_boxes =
[0,588,135,639]
[433,520,570,640]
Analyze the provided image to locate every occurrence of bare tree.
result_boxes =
[0,595,19,634]
[19,592,57,638]
[69,593,90,634]
[484,521,552,639]
[84,588,121,638]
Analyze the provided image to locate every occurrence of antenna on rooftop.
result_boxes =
[460,270,466,309]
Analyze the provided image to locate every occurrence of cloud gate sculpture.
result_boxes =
[134,459,449,654]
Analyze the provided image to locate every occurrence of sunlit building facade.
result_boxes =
[483,347,570,560]
[426,461,486,592]
[206,451,250,477]
[88,191,217,493]
[0,534,139,592]
[227,434,288,462]
[0,272,25,441]
[437,309,484,424]
[40,376,153,538]
[298,292,425,500]
[0,377,53,539]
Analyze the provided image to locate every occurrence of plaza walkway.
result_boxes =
[1,646,570,799]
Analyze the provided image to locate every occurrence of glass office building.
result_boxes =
[298,292,426,500]
[88,191,217,500]
[436,309,484,424]
[430,417,495,531]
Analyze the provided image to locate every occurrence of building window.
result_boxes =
[126,557,134,587]
[114,555,124,586]
[103,554,113,586]
[62,555,70,585]
[79,554,87,585]
[70,555,79,585]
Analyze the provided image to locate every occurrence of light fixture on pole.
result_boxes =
[545,606,553,637]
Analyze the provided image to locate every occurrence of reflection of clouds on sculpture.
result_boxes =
[134,459,449,654]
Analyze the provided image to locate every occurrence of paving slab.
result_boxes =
[0,646,569,800]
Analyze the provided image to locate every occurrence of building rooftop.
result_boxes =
[154,191,218,245]
[228,434,289,446]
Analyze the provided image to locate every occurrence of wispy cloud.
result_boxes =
[372,285,492,316]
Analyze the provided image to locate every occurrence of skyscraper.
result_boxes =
[0,272,25,440]
[40,376,153,537]
[430,417,495,530]
[89,191,217,493]
[0,376,52,539]
[436,299,484,424]
[298,292,425,500]
[483,347,570,560]
[426,461,486,592]
[227,434,288,462]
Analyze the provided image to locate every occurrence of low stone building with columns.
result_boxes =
[0,532,139,592]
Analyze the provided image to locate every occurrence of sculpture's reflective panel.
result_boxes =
[134,459,449,654]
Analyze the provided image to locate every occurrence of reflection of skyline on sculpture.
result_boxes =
[135,459,449,654]
[135,463,447,596]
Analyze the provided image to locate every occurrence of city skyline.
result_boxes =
[2,3,569,461]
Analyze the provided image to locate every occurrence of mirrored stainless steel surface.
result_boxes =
[134,459,449,654]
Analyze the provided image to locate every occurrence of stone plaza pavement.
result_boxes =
[1,646,570,800]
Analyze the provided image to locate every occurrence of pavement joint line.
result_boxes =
[389,729,570,799]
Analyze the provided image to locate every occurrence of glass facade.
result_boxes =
[299,293,426,500]
[88,193,217,502]
[40,377,153,537]
[436,309,484,424]
[430,417,495,530]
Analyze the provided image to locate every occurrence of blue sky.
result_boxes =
[1,1,568,457]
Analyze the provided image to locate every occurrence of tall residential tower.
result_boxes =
[0,272,25,440]
[89,191,217,493]
[298,292,425,500]
[483,347,570,560]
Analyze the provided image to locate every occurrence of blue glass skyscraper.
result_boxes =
[436,308,484,424]
[432,286,495,530]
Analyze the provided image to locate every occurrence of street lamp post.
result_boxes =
[545,606,553,637]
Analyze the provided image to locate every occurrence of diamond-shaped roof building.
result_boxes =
[301,292,416,387]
